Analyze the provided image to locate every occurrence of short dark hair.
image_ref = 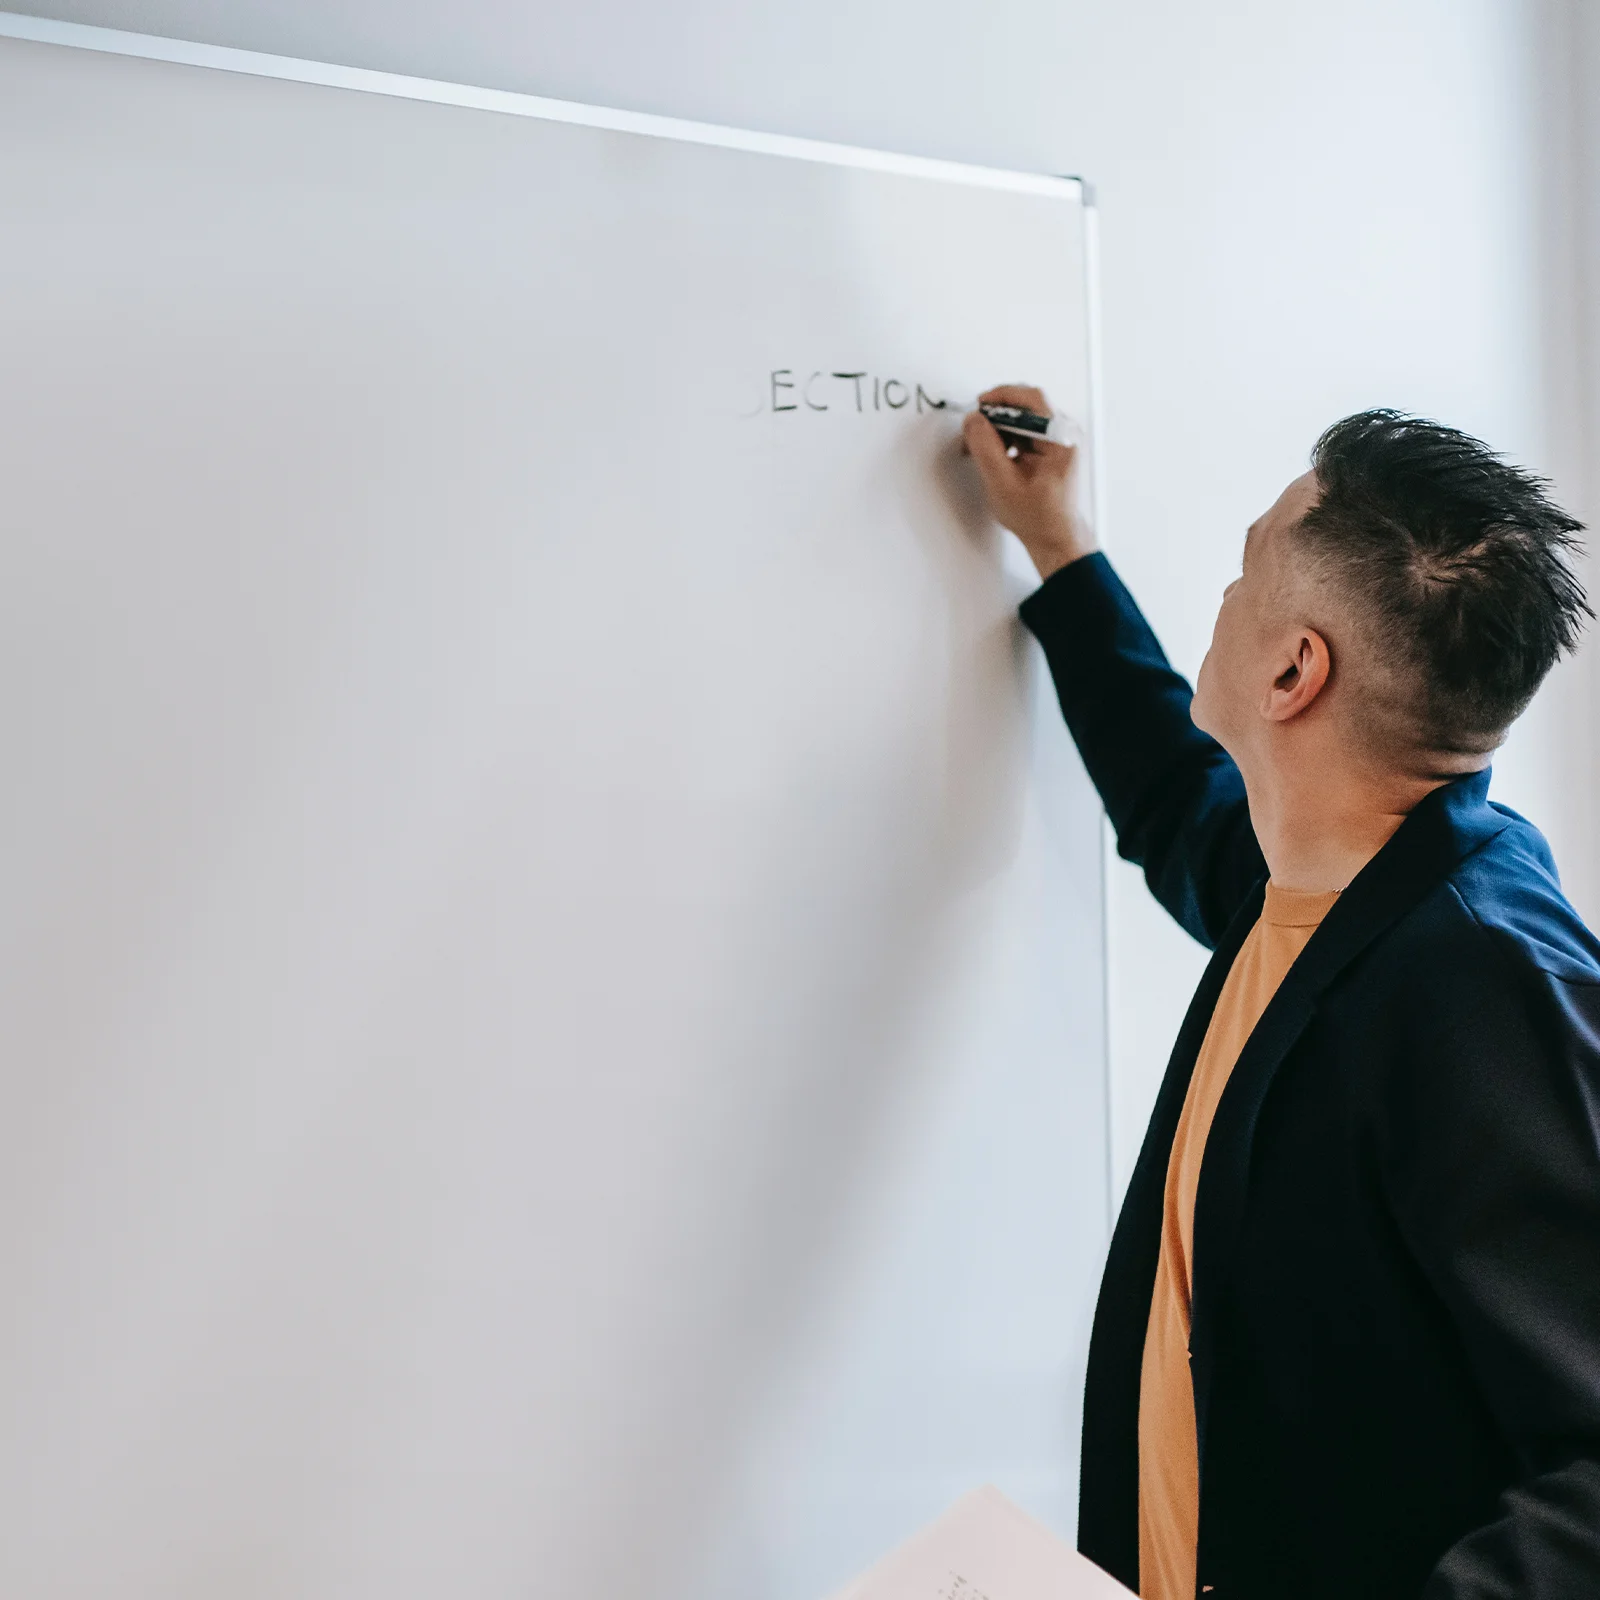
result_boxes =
[1297,409,1590,756]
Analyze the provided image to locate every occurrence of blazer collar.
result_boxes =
[1188,766,1508,1458]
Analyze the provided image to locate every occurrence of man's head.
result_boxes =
[1192,410,1590,784]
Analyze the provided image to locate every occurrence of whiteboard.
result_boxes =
[0,18,1108,1600]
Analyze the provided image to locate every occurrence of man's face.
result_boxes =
[1191,470,1323,758]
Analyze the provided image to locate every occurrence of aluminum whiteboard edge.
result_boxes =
[0,9,1084,201]
[1080,198,1118,1237]
[0,0,1117,1252]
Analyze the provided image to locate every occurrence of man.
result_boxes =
[962,389,1600,1599]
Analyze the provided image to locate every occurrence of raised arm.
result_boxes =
[963,387,1264,948]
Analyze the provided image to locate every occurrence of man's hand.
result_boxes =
[961,384,1096,580]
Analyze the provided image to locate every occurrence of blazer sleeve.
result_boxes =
[1386,917,1600,1597]
[1018,553,1265,949]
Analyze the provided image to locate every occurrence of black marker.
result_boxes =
[979,401,1054,451]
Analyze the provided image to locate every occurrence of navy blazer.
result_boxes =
[1020,554,1600,1599]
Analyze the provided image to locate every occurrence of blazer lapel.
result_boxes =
[1187,769,1511,1459]
[1078,877,1265,1579]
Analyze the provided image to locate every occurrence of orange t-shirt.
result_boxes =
[1137,882,1340,1600]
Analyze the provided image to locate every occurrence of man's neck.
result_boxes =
[1243,757,1470,894]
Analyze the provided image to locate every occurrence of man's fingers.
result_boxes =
[961,410,1014,477]
[966,410,1075,475]
[960,383,1094,575]
[977,383,1051,416]
[1022,436,1077,470]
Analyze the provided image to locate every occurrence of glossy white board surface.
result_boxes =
[0,23,1106,1598]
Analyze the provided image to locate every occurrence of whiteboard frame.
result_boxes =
[0,10,1079,199]
[0,3,1116,1235]
[1080,201,1118,1234]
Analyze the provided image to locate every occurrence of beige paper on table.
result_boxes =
[828,1487,1135,1600]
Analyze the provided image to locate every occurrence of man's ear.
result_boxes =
[1262,628,1331,722]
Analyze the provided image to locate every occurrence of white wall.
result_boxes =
[15,0,1594,1249]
